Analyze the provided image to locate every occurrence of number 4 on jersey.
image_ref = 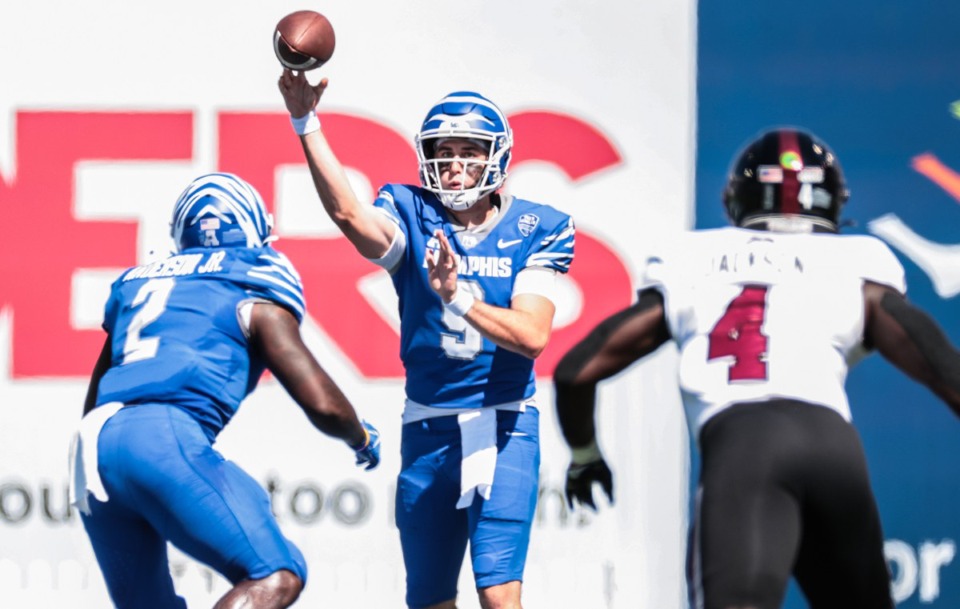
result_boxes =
[708,285,769,381]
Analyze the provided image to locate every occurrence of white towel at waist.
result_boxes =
[401,396,533,423]
[401,397,537,510]
[456,409,499,509]
[68,402,125,516]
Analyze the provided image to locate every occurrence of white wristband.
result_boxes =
[290,110,321,135]
[443,288,475,317]
[570,439,602,465]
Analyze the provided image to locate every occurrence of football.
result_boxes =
[273,10,336,71]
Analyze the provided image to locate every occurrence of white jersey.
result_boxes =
[642,227,906,439]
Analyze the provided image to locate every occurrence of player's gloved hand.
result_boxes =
[351,420,381,471]
[565,440,613,511]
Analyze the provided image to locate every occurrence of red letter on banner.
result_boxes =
[219,112,416,377]
[0,112,192,377]
[509,111,632,375]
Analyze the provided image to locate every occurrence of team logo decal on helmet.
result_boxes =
[171,173,275,252]
[723,128,849,233]
[415,91,513,211]
[779,150,803,171]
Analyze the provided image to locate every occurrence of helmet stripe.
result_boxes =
[171,173,272,252]
[439,93,508,126]
[779,129,801,216]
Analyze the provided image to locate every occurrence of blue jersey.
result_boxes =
[374,184,575,408]
[95,246,305,440]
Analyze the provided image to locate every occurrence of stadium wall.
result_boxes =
[0,1,696,607]
[697,2,960,606]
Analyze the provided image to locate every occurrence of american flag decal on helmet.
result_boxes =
[758,165,783,183]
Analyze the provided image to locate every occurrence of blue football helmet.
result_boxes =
[415,91,513,211]
[170,173,275,252]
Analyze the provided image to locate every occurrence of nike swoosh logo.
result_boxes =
[497,238,522,248]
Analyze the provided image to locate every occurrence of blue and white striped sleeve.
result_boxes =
[246,250,306,323]
[525,216,575,273]
[368,186,407,273]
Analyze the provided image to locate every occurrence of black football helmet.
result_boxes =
[723,128,849,232]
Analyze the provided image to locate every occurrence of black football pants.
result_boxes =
[687,399,894,609]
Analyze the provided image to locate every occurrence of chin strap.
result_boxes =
[439,190,482,211]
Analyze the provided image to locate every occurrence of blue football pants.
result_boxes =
[80,404,306,609]
[395,408,540,609]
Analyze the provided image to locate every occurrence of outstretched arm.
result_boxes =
[863,281,960,417]
[554,288,671,447]
[249,302,380,468]
[553,288,671,509]
[277,69,396,259]
[83,336,113,416]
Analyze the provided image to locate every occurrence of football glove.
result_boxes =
[565,456,613,511]
[352,420,381,471]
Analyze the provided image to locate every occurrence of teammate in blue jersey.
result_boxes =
[71,173,381,609]
[278,72,575,609]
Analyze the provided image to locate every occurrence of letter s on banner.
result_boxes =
[510,111,632,375]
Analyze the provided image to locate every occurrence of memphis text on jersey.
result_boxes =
[423,238,513,278]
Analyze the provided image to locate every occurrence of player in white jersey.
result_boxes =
[278,73,574,609]
[553,128,960,609]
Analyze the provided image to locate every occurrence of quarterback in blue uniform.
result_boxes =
[279,74,574,609]
[72,173,380,609]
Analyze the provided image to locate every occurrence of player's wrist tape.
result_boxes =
[443,289,475,317]
[290,110,321,135]
[571,439,602,465]
[349,427,370,451]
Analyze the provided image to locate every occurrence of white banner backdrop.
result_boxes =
[0,1,696,607]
